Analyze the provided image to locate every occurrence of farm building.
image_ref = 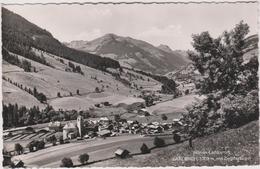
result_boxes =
[141,89,153,95]
[147,124,164,133]
[99,117,110,123]
[3,132,12,138]
[48,121,62,131]
[138,108,151,116]
[119,128,128,134]
[12,160,24,168]
[115,148,130,158]
[97,130,111,137]
[23,127,35,134]
[172,119,184,131]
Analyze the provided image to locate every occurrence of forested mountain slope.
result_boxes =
[2,7,120,71]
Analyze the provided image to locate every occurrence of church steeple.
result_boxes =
[77,115,84,137]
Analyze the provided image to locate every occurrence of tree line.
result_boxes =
[123,67,177,95]
[3,48,35,72]
[2,104,97,129]
[68,61,83,74]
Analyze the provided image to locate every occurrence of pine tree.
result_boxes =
[33,87,38,97]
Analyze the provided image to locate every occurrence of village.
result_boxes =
[3,93,188,167]
[3,114,186,167]
[3,112,185,149]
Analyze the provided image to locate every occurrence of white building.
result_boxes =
[63,122,77,140]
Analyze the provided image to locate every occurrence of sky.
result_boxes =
[4,3,258,50]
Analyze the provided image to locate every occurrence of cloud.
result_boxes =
[75,28,102,41]
[134,24,184,49]
[137,24,183,40]
[85,8,112,18]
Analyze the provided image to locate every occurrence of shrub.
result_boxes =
[140,143,150,154]
[27,142,35,152]
[173,133,181,143]
[75,65,82,73]
[37,93,47,103]
[144,111,150,117]
[60,157,73,167]
[21,59,32,72]
[220,90,259,128]
[95,87,100,93]
[143,95,154,107]
[185,89,189,95]
[68,62,75,71]
[14,143,23,155]
[153,137,165,147]
[59,136,64,144]
[37,140,45,150]
[78,153,89,164]
[49,135,57,146]
[182,90,259,138]
[161,114,168,121]
[30,140,45,150]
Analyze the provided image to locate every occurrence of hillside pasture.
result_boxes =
[49,96,95,111]
[2,49,144,110]
[49,93,143,111]
[2,61,24,73]
[2,80,46,109]
[147,94,204,116]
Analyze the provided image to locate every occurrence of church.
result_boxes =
[63,115,85,140]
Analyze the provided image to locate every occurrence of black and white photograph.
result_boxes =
[1,0,259,168]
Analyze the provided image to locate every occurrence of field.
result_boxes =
[147,94,204,116]
[11,134,175,167]
[3,80,46,109]
[3,131,61,152]
[89,120,259,167]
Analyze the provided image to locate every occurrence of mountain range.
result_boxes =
[65,34,189,74]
